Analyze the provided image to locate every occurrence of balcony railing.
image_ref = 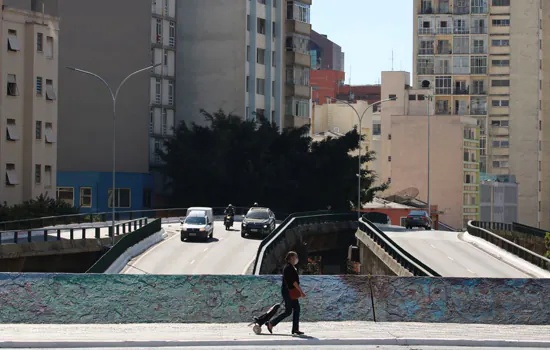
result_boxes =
[454,28,470,34]
[471,109,487,115]
[471,27,488,34]
[453,88,469,95]
[437,27,453,35]
[472,47,487,54]
[437,48,452,55]
[454,8,470,14]
[419,48,434,55]
[472,89,487,95]
[418,28,435,35]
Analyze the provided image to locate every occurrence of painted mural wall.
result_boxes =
[0,274,548,324]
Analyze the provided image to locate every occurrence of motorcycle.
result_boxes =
[224,214,234,230]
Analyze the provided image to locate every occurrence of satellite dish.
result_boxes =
[421,80,431,88]
[394,187,420,199]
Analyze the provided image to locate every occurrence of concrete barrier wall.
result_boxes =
[0,274,548,325]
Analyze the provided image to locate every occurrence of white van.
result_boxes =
[181,207,214,242]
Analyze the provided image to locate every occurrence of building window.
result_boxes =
[373,123,381,135]
[45,36,54,58]
[492,100,509,107]
[257,0,266,4]
[256,78,265,95]
[155,78,161,103]
[108,188,131,208]
[492,39,509,46]
[44,166,52,188]
[143,189,152,208]
[162,109,168,135]
[45,79,57,100]
[7,29,20,52]
[37,33,43,52]
[80,187,92,208]
[156,19,162,43]
[45,122,56,143]
[164,51,168,67]
[163,0,169,15]
[287,1,310,23]
[57,187,74,206]
[246,76,249,92]
[272,80,275,97]
[36,77,43,96]
[492,79,510,87]
[7,74,18,96]
[257,18,266,34]
[247,15,250,31]
[247,45,250,62]
[492,140,510,148]
[492,59,509,67]
[272,51,276,67]
[35,164,41,184]
[36,121,42,140]
[4,163,19,187]
[470,56,487,74]
[285,99,309,117]
[6,119,19,141]
[492,0,510,5]
[285,35,309,54]
[492,19,510,27]
[169,21,175,48]
[491,120,509,127]
[492,161,509,168]
[168,80,174,105]
[435,76,452,95]
[257,48,265,64]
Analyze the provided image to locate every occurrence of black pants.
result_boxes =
[270,288,300,331]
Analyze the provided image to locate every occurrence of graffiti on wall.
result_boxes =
[0,274,548,325]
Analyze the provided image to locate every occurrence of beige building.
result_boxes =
[379,71,480,229]
[0,1,59,205]
[312,100,380,174]
[414,0,548,228]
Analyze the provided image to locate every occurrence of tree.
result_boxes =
[0,194,79,223]
[159,109,387,214]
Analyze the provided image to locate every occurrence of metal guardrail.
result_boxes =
[87,219,162,273]
[358,218,441,277]
[0,206,289,231]
[438,221,459,232]
[468,221,550,270]
[474,221,547,239]
[253,211,356,275]
[0,218,149,245]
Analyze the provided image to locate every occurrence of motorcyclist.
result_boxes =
[223,204,235,224]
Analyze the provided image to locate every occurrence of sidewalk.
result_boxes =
[1,322,550,348]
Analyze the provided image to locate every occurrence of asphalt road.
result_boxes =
[122,221,262,275]
[10,347,541,350]
[383,226,530,278]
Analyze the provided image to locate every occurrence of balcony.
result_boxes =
[471,26,488,34]
[285,84,311,99]
[286,20,311,36]
[285,51,310,67]
[471,109,487,115]
[437,47,452,54]
[418,28,435,35]
[471,89,487,95]
[418,48,434,55]
[454,7,470,14]
[453,88,469,95]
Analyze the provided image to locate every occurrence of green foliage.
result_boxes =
[0,194,79,222]
[159,109,387,214]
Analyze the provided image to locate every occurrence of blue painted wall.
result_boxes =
[56,171,154,213]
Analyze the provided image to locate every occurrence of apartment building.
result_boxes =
[0,1,59,205]
[309,30,345,71]
[8,0,174,212]
[176,0,312,129]
[379,71,479,229]
[414,0,548,228]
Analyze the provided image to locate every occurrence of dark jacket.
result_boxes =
[282,263,299,290]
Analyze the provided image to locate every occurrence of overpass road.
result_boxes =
[382,226,531,278]
[122,221,262,275]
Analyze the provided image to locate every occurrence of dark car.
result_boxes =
[405,210,432,230]
[241,208,276,238]
[362,212,392,225]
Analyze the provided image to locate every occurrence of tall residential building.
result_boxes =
[413,0,548,228]
[0,1,60,205]
[8,0,177,212]
[175,0,312,129]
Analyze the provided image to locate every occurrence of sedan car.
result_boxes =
[241,208,276,238]
[405,210,432,230]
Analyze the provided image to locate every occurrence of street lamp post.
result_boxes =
[426,93,432,219]
[67,63,161,245]
[326,96,397,220]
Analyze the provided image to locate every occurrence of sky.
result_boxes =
[310,0,413,85]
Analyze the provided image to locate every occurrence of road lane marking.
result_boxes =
[190,260,195,265]
[242,257,256,275]
[467,269,475,274]
[128,229,179,270]
[430,244,436,249]
[447,256,454,261]
[203,247,209,252]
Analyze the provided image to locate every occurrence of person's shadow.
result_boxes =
[256,333,316,339]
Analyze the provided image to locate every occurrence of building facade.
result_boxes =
[0,1,59,205]
[413,0,548,228]
[480,173,518,223]
[8,0,164,213]
[309,30,345,71]
[379,71,480,229]
[175,0,312,129]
